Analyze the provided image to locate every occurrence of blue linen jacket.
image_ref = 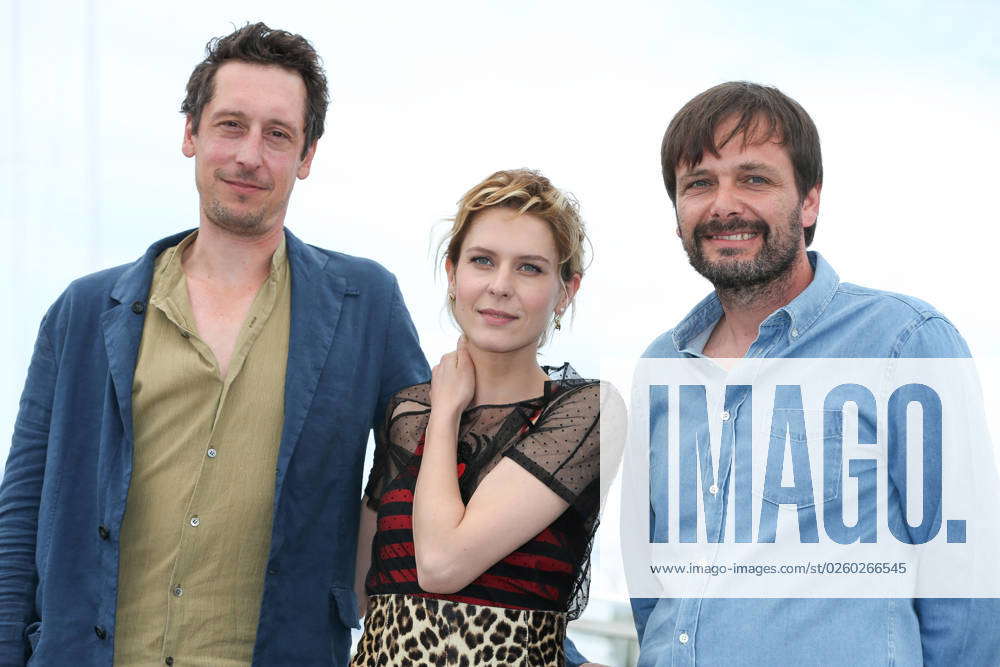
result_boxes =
[0,228,431,666]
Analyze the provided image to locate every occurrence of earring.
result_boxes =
[553,312,562,331]
[448,291,456,302]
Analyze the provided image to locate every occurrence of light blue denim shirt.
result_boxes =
[632,251,1000,666]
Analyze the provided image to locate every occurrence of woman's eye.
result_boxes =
[519,263,542,274]
[470,256,493,266]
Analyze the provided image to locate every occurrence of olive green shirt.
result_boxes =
[114,232,290,666]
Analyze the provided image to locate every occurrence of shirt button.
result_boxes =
[173,586,183,597]
[709,484,719,495]
[720,410,731,421]
[190,516,200,527]
[679,631,690,644]
[94,625,107,640]
[791,328,800,338]
[131,301,145,314]
[98,524,110,540]
[207,448,217,458]
[165,658,174,666]
[181,330,190,338]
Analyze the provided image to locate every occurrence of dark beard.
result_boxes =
[683,208,803,296]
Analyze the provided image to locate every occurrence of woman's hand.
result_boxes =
[429,336,476,419]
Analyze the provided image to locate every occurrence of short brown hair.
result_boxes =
[440,169,589,345]
[181,22,329,159]
[661,81,822,246]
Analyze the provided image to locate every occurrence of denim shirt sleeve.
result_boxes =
[891,316,1000,664]
[563,634,587,666]
[0,316,56,666]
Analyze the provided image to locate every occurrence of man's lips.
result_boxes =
[221,177,268,193]
[478,308,518,324]
[703,231,760,241]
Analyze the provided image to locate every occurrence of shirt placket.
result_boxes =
[158,272,278,664]
[668,371,754,665]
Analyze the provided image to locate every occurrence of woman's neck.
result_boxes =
[465,341,549,407]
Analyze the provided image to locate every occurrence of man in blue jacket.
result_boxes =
[0,23,430,666]
[632,81,1000,665]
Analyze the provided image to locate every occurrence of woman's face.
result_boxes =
[447,207,578,355]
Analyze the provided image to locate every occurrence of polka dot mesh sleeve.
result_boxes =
[364,383,431,510]
[503,381,602,515]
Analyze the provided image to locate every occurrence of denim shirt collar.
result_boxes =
[671,250,840,354]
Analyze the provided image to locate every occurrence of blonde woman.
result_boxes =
[352,169,615,666]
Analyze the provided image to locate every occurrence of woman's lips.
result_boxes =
[478,308,518,325]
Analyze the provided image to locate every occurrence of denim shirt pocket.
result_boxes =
[330,586,361,630]
[756,409,843,510]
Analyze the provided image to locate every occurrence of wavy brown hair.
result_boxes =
[181,22,329,159]
[661,81,823,246]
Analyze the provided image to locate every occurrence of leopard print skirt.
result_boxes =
[351,594,567,666]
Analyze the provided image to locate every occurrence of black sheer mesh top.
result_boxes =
[363,364,603,620]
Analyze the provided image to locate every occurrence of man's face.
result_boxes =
[674,117,819,290]
[182,61,316,237]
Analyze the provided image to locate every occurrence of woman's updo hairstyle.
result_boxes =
[439,169,590,345]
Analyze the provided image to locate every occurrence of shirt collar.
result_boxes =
[671,251,840,352]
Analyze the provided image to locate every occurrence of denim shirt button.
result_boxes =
[131,301,145,314]
[679,631,690,644]
[98,524,110,540]
[94,625,107,640]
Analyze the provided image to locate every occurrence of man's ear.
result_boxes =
[297,141,318,179]
[801,183,822,229]
[182,116,196,158]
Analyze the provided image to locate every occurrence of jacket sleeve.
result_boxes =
[890,316,1000,664]
[0,316,57,666]
[374,277,430,431]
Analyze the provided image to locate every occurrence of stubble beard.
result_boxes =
[203,197,269,237]
[201,167,277,238]
[682,207,804,308]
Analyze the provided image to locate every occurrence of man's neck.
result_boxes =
[182,221,285,290]
[705,251,814,358]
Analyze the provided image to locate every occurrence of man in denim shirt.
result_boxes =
[632,82,1000,665]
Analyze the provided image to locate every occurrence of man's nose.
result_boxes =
[709,180,743,219]
[235,130,265,170]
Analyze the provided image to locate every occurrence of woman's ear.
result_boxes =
[445,257,456,293]
[558,273,582,313]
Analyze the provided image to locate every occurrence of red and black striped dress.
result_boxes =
[354,366,602,666]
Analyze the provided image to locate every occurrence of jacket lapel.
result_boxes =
[273,229,347,516]
[101,231,193,446]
